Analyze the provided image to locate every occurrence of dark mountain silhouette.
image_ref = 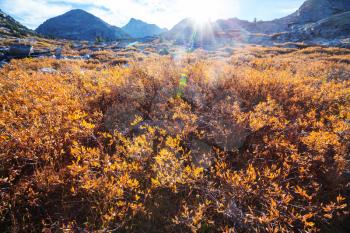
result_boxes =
[36,9,130,41]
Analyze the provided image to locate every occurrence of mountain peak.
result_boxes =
[122,18,166,38]
[68,9,86,13]
[64,9,92,16]
[129,18,140,22]
[67,9,86,13]
[36,9,129,41]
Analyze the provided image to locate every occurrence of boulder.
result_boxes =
[55,48,62,59]
[89,47,102,52]
[0,60,8,68]
[8,44,33,58]
[159,48,170,56]
[39,67,57,74]
[82,54,90,60]
[0,47,9,53]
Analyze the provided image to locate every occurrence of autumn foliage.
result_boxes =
[0,46,349,232]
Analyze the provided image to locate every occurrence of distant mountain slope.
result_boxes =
[254,0,350,33]
[166,0,350,46]
[0,9,36,37]
[304,11,350,39]
[231,0,350,34]
[164,18,197,42]
[283,0,350,25]
[164,18,218,47]
[273,11,350,43]
[218,0,350,34]
[122,18,166,38]
[36,9,130,41]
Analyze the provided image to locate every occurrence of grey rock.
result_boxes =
[71,43,83,49]
[82,54,90,60]
[39,67,57,74]
[88,47,102,52]
[63,55,88,60]
[115,41,130,49]
[8,44,33,58]
[0,47,9,53]
[0,60,8,68]
[55,48,62,59]
[159,48,170,56]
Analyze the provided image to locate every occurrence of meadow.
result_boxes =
[0,45,349,232]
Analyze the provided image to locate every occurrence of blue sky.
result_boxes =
[0,0,304,29]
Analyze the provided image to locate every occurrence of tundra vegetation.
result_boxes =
[0,45,349,232]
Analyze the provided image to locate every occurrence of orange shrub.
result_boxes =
[0,46,349,232]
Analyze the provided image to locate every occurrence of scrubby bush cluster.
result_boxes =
[0,46,349,232]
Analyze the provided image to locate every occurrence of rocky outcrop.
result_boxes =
[36,9,130,41]
[272,11,350,47]
[0,9,36,37]
[216,0,350,35]
[247,0,350,34]
[283,0,350,25]
[122,18,166,38]
[298,11,350,39]
[165,18,197,43]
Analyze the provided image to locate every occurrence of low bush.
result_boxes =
[0,46,349,232]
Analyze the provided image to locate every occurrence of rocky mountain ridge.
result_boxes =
[165,0,350,48]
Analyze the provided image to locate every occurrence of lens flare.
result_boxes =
[184,0,239,24]
[189,1,217,23]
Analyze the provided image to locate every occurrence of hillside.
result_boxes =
[36,9,130,41]
[236,0,350,34]
[166,0,350,46]
[282,0,350,25]
[0,9,36,37]
[272,11,350,44]
[164,18,220,48]
[122,18,166,38]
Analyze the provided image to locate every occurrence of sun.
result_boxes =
[189,1,219,23]
[179,0,240,24]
